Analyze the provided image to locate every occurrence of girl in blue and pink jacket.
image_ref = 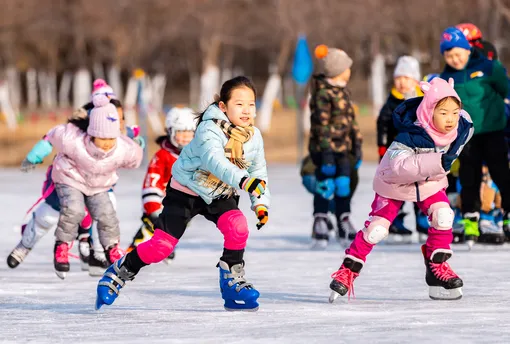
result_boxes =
[329,77,473,302]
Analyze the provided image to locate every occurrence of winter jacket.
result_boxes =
[171,105,270,208]
[142,138,180,215]
[440,48,508,134]
[377,87,423,148]
[373,98,473,202]
[308,75,362,159]
[46,123,143,196]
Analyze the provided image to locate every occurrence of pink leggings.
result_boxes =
[346,190,453,261]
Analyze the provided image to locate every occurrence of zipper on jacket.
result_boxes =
[415,182,421,202]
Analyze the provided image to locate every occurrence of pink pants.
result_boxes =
[346,190,453,261]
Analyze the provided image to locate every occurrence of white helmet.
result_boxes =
[165,107,196,148]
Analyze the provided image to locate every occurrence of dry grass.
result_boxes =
[0,109,378,167]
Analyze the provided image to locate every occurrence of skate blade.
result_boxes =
[55,271,67,280]
[162,258,174,265]
[429,286,462,300]
[329,291,340,303]
[311,239,328,250]
[89,266,106,277]
[224,299,259,311]
[224,306,259,312]
[81,261,89,271]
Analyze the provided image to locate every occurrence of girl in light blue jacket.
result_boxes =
[96,76,270,312]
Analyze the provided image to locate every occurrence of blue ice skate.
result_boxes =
[95,256,135,310]
[218,260,260,311]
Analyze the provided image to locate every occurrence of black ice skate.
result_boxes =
[421,245,463,300]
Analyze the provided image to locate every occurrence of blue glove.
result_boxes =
[316,179,335,200]
[320,164,336,177]
[354,159,362,170]
[302,175,317,195]
[134,136,146,150]
[441,153,458,172]
[26,140,53,164]
[334,176,351,197]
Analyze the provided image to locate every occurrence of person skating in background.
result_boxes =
[126,106,196,263]
[440,26,510,245]
[377,56,429,242]
[329,77,473,302]
[6,80,142,273]
[301,125,361,245]
[308,44,362,249]
[46,93,143,279]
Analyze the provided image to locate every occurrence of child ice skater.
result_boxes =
[45,94,143,279]
[95,76,270,312]
[329,77,473,302]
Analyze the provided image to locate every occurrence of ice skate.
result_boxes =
[421,245,463,300]
[387,211,413,244]
[7,241,31,269]
[95,256,136,310]
[337,212,358,246]
[54,241,70,280]
[218,260,259,311]
[77,227,91,271]
[311,213,331,249]
[478,212,505,245]
[329,255,363,303]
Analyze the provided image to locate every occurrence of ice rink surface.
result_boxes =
[1,164,509,344]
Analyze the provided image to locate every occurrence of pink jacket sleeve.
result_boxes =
[119,136,143,169]
[383,149,446,184]
[45,123,80,155]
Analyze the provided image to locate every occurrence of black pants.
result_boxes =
[459,131,510,213]
[125,188,243,272]
[310,153,359,217]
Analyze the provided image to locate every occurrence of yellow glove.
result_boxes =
[254,205,268,230]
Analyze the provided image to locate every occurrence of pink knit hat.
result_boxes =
[416,77,460,146]
[91,79,116,99]
[87,94,120,138]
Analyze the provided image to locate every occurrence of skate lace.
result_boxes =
[226,265,253,292]
[67,241,79,260]
[430,261,458,282]
[55,243,70,263]
[11,242,30,261]
[331,267,359,300]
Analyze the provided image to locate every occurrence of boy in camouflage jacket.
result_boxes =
[308,45,362,248]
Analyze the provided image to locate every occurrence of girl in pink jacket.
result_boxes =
[329,77,473,302]
[46,94,143,279]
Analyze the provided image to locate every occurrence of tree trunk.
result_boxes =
[123,75,139,126]
[59,71,73,108]
[73,68,92,109]
[257,63,281,133]
[107,65,123,101]
[199,36,221,109]
[26,68,38,109]
[370,34,385,117]
[0,76,17,130]
[93,62,105,81]
[6,66,21,113]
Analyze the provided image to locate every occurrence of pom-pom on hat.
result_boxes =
[87,93,120,139]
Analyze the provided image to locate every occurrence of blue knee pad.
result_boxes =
[302,175,317,195]
[316,179,335,200]
[334,176,351,197]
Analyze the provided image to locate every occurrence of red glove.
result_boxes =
[378,146,387,160]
